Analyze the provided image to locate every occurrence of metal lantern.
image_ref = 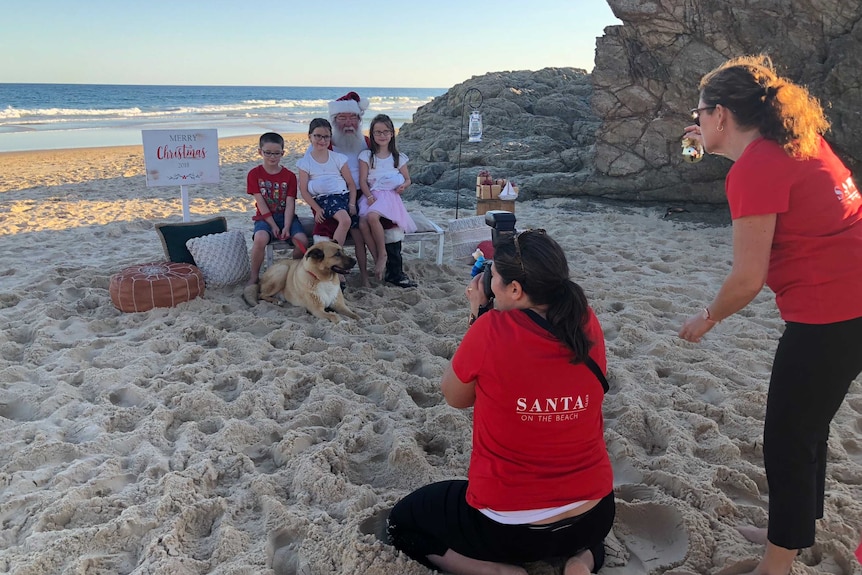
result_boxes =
[468,110,483,142]
[455,87,484,219]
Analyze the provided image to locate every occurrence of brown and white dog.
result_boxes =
[255,241,360,323]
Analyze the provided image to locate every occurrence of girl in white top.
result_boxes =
[357,114,417,281]
[296,118,358,249]
[297,118,369,286]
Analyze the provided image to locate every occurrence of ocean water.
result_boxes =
[0,84,445,152]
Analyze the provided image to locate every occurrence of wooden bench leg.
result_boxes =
[264,241,295,269]
[436,235,444,265]
[401,233,445,266]
[265,244,274,268]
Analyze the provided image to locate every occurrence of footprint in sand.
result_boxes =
[615,483,660,503]
[713,469,767,511]
[268,525,309,575]
[358,507,391,543]
[406,382,440,408]
[841,437,862,464]
[796,542,860,575]
[212,375,241,402]
[712,558,761,575]
[107,385,148,408]
[0,396,38,422]
[605,500,689,574]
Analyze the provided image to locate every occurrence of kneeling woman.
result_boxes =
[388,230,615,575]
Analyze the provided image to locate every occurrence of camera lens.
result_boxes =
[482,261,494,300]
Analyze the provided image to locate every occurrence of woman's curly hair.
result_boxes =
[700,54,830,159]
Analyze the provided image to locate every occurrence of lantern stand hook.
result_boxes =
[455,87,483,220]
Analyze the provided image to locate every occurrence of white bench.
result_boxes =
[264,213,444,267]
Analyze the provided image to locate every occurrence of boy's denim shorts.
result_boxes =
[253,213,306,243]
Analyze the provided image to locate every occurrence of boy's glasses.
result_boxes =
[311,134,332,140]
[372,130,392,137]
[690,106,716,126]
[261,151,284,157]
[513,229,547,276]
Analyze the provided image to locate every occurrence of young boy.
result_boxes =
[242,132,309,307]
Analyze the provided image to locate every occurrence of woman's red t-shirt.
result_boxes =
[452,308,613,511]
[726,137,862,323]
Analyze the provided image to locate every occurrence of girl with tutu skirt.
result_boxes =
[358,114,417,281]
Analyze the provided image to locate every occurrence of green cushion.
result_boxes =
[155,217,228,264]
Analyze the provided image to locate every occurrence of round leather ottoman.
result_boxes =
[110,261,204,313]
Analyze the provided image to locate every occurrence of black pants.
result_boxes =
[764,315,862,549]
[387,480,614,572]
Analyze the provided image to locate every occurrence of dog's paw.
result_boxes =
[242,284,259,307]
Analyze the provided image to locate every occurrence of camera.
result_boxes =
[484,210,517,243]
[479,259,494,300]
[480,211,517,301]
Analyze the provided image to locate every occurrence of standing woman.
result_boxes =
[388,230,615,575]
[679,55,862,575]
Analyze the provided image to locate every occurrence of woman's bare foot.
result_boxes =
[429,550,527,575]
[722,540,797,575]
[359,271,370,288]
[736,526,768,545]
[563,548,594,575]
[374,254,387,281]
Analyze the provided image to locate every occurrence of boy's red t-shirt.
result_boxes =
[452,308,612,511]
[725,137,862,323]
[246,165,297,221]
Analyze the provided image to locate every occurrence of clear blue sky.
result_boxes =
[1,1,620,88]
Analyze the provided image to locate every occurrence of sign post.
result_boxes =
[142,129,220,221]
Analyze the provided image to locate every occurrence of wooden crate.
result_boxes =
[477,199,515,216]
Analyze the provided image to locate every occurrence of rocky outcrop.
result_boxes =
[397,68,597,207]
[400,1,862,205]
[592,0,862,203]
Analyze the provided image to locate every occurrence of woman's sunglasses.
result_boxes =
[513,229,547,275]
[690,106,716,126]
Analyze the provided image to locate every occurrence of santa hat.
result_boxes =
[328,91,369,118]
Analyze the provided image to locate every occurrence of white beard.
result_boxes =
[331,127,367,156]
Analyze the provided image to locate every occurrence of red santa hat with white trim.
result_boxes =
[328,91,369,118]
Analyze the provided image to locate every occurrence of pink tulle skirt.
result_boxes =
[358,189,417,233]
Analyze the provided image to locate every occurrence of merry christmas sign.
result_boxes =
[142,129,220,187]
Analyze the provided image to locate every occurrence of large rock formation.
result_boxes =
[593,0,862,203]
[400,1,862,205]
[397,68,598,207]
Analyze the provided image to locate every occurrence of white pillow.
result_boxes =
[186,230,250,288]
[410,211,440,233]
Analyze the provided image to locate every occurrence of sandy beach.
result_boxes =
[1,134,860,575]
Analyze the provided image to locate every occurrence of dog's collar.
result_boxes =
[306,269,320,281]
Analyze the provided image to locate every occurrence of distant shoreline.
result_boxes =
[0,83,442,153]
[0,133,308,195]
[0,133,278,159]
[0,81,447,89]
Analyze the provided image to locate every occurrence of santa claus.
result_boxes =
[316,91,417,288]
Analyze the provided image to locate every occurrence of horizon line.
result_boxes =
[0,81,449,90]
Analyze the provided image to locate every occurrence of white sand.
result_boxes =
[1,135,860,575]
